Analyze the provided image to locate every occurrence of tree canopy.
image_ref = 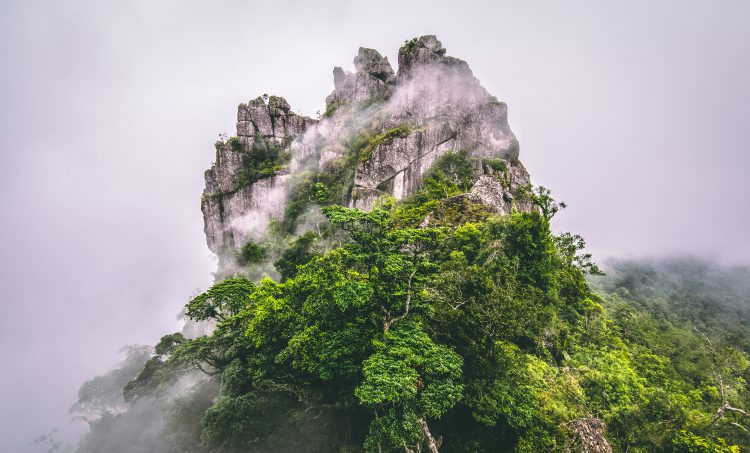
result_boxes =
[75,151,749,453]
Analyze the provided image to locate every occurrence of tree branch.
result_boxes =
[419,417,439,453]
[384,268,417,332]
[712,402,750,424]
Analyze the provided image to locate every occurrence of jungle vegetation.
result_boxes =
[73,151,750,453]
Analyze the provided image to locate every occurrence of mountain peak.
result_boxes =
[202,36,530,275]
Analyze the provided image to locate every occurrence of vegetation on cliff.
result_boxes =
[236,136,291,189]
[74,154,750,452]
[69,34,750,453]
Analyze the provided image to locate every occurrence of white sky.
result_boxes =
[1,0,749,451]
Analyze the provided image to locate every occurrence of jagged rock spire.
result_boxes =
[327,47,395,106]
[202,36,530,275]
[353,47,395,83]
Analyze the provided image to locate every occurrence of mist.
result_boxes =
[1,0,749,451]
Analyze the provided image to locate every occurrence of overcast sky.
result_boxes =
[1,0,749,451]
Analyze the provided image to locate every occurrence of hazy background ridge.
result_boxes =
[1,1,748,451]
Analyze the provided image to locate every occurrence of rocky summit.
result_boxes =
[201,35,531,272]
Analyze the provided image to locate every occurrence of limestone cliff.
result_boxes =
[202,96,316,254]
[201,35,532,270]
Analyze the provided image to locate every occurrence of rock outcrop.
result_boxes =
[201,35,532,269]
[202,96,315,253]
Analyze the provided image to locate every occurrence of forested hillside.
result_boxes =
[71,36,750,452]
[73,153,750,452]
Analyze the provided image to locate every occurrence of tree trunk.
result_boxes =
[419,417,439,453]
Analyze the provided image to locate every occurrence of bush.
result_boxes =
[236,137,290,188]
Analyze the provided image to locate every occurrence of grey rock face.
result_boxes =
[326,48,395,107]
[348,35,521,209]
[202,175,290,253]
[236,95,311,142]
[201,35,532,271]
[202,95,315,255]
[354,47,395,83]
[469,159,532,215]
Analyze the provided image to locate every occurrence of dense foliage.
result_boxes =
[235,136,291,189]
[74,151,750,452]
